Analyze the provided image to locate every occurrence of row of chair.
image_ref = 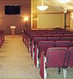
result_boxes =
[33,40,73,78]
[34,40,73,68]
[23,29,71,35]
[34,40,73,78]
[40,47,73,79]
[0,30,4,47]
[22,29,73,79]
[22,29,73,45]
[31,36,73,59]
[23,33,73,54]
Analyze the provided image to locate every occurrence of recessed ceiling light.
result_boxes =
[37,0,48,11]
[58,0,71,3]
[37,5,48,11]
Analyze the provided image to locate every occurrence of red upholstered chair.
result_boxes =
[68,47,73,67]
[34,41,54,68]
[31,37,48,59]
[40,47,68,79]
[0,36,1,47]
[0,30,4,47]
[70,41,73,47]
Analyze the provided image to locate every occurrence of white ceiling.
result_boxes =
[36,0,73,12]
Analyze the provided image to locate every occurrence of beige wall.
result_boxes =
[70,12,73,30]
[0,0,31,35]
[37,14,64,29]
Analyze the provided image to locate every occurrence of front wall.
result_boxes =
[0,0,31,35]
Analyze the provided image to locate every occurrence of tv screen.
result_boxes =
[5,5,20,14]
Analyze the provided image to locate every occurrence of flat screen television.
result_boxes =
[5,5,20,14]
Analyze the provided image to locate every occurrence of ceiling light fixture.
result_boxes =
[58,0,71,3]
[37,0,48,11]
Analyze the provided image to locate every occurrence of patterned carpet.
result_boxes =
[0,35,73,79]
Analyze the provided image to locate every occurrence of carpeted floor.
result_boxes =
[0,35,41,79]
[0,35,73,79]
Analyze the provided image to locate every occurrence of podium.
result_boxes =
[10,26,16,37]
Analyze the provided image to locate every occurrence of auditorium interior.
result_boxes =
[0,0,73,79]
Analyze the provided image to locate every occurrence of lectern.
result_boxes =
[10,26,16,37]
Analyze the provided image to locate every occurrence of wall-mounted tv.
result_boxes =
[5,5,20,14]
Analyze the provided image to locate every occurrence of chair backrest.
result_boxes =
[38,41,55,53]
[55,41,70,47]
[52,34,63,37]
[70,41,73,47]
[38,41,55,54]
[33,37,48,42]
[68,47,73,67]
[48,37,60,41]
[64,34,73,37]
[46,47,68,67]
[61,37,73,41]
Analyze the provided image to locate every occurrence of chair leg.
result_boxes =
[28,40,31,53]
[58,67,61,74]
[31,43,34,59]
[33,49,34,59]
[40,52,47,79]
[63,68,67,79]
[34,47,39,68]
[44,56,47,79]
[36,48,39,68]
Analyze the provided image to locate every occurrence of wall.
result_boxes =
[70,12,73,30]
[0,0,31,35]
[37,14,64,29]
[31,0,37,29]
